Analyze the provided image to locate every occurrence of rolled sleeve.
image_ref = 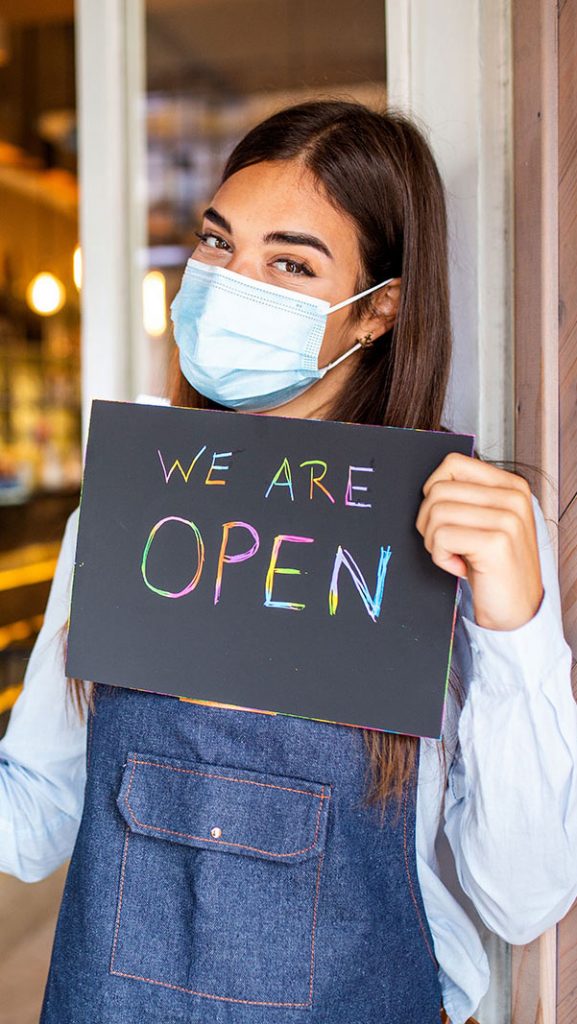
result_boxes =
[460,583,572,696]
[0,506,88,881]
[444,491,577,944]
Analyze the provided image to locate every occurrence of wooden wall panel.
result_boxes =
[512,930,556,1024]
[560,327,577,517]
[557,0,577,1007]
[513,0,577,1020]
[512,0,558,525]
[559,494,577,693]
[556,0,577,1020]
[557,496,577,1024]
[559,0,577,517]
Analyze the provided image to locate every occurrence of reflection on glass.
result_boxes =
[26,272,66,317]
[73,244,82,291]
[0,17,81,510]
[143,270,167,337]
[142,0,387,396]
[0,13,81,727]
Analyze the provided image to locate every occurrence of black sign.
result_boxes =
[65,400,474,738]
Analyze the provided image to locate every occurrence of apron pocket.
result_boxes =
[111,750,331,1008]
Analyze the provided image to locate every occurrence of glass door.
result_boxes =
[141,0,388,399]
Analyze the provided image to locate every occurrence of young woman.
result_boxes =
[1,100,576,1024]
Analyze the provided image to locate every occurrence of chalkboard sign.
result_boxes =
[65,400,475,739]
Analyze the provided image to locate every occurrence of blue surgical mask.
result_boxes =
[170,258,395,412]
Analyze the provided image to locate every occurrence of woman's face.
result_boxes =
[192,158,400,418]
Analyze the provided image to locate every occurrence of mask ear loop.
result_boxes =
[322,276,396,372]
[326,276,396,314]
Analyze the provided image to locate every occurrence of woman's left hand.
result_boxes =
[415,452,544,631]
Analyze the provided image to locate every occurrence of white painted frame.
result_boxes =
[386,2,514,1021]
[386,0,514,463]
[75,0,148,449]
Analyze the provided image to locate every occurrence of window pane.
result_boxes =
[142,0,386,395]
[0,10,81,729]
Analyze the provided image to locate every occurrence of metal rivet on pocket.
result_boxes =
[210,826,222,838]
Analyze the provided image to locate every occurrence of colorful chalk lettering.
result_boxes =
[264,535,315,611]
[214,522,260,605]
[329,545,392,621]
[141,516,205,598]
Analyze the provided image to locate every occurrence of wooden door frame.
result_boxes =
[513,1,577,1022]
[512,0,558,1018]
[512,0,559,525]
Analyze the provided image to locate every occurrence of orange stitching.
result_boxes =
[127,757,327,799]
[123,762,329,859]
[307,829,325,1000]
[109,968,313,1007]
[402,785,438,968]
[110,824,131,972]
[110,774,326,1007]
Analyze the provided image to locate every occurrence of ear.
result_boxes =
[356,278,402,339]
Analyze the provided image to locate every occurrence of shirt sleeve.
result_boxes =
[443,493,577,944]
[0,505,88,882]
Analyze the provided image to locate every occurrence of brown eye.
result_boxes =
[194,231,231,251]
[273,258,314,277]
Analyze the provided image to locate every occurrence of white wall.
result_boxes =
[386,0,513,462]
[75,0,148,448]
[386,3,514,1021]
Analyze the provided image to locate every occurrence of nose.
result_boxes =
[225,253,265,282]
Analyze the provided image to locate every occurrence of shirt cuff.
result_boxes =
[460,586,570,694]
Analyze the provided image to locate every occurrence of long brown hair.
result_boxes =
[63,100,472,808]
[194,99,455,808]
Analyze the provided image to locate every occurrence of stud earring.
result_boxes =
[357,331,374,347]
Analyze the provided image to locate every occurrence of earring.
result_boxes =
[357,331,374,348]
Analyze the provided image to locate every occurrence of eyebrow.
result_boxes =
[203,206,232,233]
[201,207,333,260]
[263,231,333,259]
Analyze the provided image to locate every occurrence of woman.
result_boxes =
[1,100,576,1024]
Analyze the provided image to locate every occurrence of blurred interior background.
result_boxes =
[0,2,387,1021]
[0,0,386,749]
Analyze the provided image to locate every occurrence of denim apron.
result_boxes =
[41,684,443,1023]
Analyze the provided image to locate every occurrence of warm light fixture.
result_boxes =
[26,272,66,316]
[143,270,167,336]
[73,244,82,290]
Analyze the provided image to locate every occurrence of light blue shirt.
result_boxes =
[1,472,576,1024]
